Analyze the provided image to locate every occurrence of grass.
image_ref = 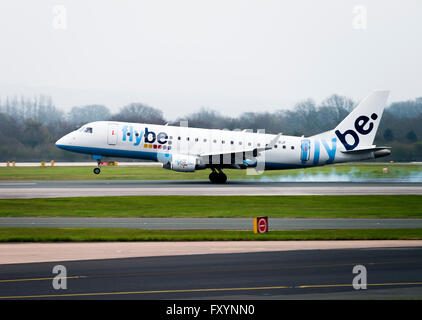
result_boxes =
[0,162,421,181]
[0,195,421,218]
[1,163,421,241]
[1,227,422,242]
[0,195,422,218]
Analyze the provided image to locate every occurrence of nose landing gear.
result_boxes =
[209,168,227,184]
[93,159,101,175]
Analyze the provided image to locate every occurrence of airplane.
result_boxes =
[56,90,391,183]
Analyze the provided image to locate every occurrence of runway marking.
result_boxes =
[1,282,422,299]
[0,276,84,283]
[0,285,291,299]
[0,183,36,186]
[298,282,422,288]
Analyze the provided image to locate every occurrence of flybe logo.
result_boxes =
[121,126,171,150]
[313,138,336,165]
[335,113,378,150]
[300,138,337,165]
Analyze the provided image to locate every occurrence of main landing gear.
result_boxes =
[93,159,101,175]
[209,168,227,184]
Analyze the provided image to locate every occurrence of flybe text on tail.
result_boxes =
[335,113,378,150]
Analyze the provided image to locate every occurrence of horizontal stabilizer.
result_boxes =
[340,146,391,153]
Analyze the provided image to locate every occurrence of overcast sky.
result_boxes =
[0,0,421,120]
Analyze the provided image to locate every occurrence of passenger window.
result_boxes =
[85,127,93,133]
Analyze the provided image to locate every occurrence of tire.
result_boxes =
[209,171,218,183]
[93,168,101,175]
[217,173,227,184]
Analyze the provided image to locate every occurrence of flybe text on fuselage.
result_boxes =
[122,125,171,150]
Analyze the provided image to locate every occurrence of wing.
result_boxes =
[198,133,282,167]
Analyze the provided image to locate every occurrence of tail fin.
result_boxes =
[334,90,389,151]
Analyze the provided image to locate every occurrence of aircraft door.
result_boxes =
[107,124,118,145]
[300,139,311,163]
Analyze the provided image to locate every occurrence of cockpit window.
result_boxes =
[84,127,93,133]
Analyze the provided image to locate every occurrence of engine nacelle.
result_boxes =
[168,154,198,172]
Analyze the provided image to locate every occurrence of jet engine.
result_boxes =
[164,154,198,172]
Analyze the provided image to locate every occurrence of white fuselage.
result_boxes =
[56,121,376,171]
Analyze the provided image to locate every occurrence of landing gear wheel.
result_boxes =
[209,170,227,184]
[217,172,227,184]
[93,167,101,175]
[209,171,219,183]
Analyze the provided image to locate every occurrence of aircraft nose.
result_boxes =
[56,132,76,149]
[55,137,64,146]
[55,136,66,148]
[55,133,73,148]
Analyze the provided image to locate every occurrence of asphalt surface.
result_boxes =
[1,247,422,299]
[1,180,422,198]
[1,217,422,230]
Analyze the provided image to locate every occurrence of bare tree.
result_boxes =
[68,105,111,127]
[111,103,166,124]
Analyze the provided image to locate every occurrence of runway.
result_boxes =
[1,180,422,198]
[0,162,162,167]
[1,246,422,299]
[2,217,422,230]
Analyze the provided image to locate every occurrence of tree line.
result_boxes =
[0,94,421,162]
